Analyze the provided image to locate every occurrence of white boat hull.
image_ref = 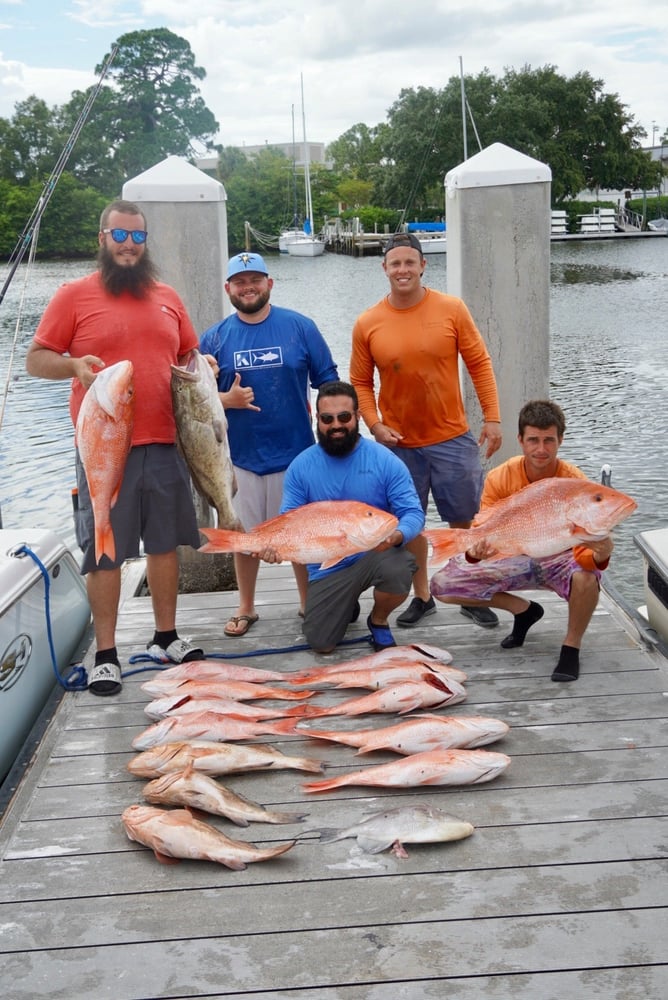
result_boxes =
[418,236,447,254]
[286,237,325,257]
[634,528,668,645]
[278,228,304,254]
[0,529,90,783]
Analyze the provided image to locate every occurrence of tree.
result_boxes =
[0,97,60,184]
[55,28,219,190]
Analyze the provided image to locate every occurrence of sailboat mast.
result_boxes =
[459,55,468,161]
[300,73,314,234]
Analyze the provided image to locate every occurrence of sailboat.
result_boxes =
[278,105,304,254]
[286,76,325,257]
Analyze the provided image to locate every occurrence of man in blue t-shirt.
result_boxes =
[200,252,338,639]
[276,380,424,653]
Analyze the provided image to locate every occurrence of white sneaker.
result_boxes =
[146,638,204,664]
[88,661,122,696]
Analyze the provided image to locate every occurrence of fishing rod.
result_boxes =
[0,43,118,309]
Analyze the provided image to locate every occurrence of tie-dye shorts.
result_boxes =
[430,551,601,603]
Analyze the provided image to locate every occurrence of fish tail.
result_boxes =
[285,704,328,719]
[302,775,351,793]
[317,827,344,843]
[278,688,316,701]
[95,519,116,564]
[198,526,250,553]
[423,528,471,564]
[267,717,300,734]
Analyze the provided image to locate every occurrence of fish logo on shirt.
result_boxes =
[234,346,283,370]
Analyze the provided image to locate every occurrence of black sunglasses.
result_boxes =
[318,411,354,425]
[102,228,148,245]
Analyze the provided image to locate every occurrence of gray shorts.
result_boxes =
[303,548,417,651]
[232,466,286,530]
[75,444,201,573]
[394,432,483,523]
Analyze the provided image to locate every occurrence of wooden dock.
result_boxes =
[1,561,667,999]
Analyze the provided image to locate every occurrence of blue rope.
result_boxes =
[16,545,88,691]
[124,632,374,677]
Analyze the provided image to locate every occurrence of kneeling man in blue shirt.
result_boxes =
[277,380,424,653]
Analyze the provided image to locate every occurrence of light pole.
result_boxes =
[652,121,658,146]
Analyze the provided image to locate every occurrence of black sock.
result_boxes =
[152,630,178,648]
[95,647,119,667]
[551,645,580,682]
[500,601,544,649]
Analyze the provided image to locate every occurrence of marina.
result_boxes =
[1,222,667,997]
[0,559,666,997]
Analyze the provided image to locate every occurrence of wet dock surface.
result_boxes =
[1,561,667,999]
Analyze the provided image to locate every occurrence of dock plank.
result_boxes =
[1,569,667,998]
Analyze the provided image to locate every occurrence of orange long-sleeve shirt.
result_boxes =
[350,288,500,448]
[479,456,609,572]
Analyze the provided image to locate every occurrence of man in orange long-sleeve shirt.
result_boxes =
[350,232,502,630]
[430,400,614,681]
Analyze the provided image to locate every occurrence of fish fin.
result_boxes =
[317,827,345,844]
[397,698,426,715]
[318,556,345,570]
[302,775,349,793]
[390,840,409,859]
[285,704,326,719]
[422,528,470,563]
[356,835,394,854]
[154,850,180,865]
[268,717,301,734]
[268,811,309,825]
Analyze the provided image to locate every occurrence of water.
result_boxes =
[1,240,666,607]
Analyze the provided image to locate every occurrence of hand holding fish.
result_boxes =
[223,372,261,412]
[465,538,498,561]
[72,354,105,390]
[589,536,614,565]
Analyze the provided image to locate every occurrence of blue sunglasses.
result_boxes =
[102,228,148,245]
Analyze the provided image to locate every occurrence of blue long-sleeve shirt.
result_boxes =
[281,437,425,580]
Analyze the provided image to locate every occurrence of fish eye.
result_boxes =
[593,493,603,502]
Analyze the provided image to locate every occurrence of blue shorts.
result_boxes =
[75,444,201,573]
[394,432,483,523]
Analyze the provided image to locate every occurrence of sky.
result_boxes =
[0,0,666,152]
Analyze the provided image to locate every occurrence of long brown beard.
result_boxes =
[97,244,158,298]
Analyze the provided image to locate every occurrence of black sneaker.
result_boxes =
[396,596,437,627]
[459,606,499,628]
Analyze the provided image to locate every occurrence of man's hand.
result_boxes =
[479,421,502,459]
[589,536,614,566]
[371,421,403,447]
[73,355,105,390]
[374,529,404,552]
[221,372,261,412]
[466,538,497,562]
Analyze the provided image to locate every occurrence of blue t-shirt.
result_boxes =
[200,305,338,475]
[281,437,425,580]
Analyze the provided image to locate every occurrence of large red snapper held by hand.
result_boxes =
[199,500,398,569]
[75,359,135,564]
[424,478,637,564]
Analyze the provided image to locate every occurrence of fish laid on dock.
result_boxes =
[318,804,474,857]
[121,804,296,868]
[425,477,637,565]
[143,694,295,722]
[286,642,455,674]
[171,348,240,530]
[289,676,466,720]
[302,748,511,793]
[286,660,467,690]
[198,499,398,569]
[127,740,324,778]
[131,713,297,750]
[75,359,134,563]
[299,714,510,755]
[140,660,286,694]
[140,678,313,703]
[142,763,307,826]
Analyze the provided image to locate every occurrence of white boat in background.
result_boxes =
[0,529,90,785]
[407,222,447,255]
[286,76,325,258]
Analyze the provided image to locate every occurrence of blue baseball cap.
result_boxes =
[226,252,269,278]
